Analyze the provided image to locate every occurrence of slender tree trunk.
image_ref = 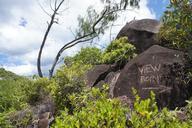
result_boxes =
[37,0,65,77]
[37,13,56,77]
[48,37,94,78]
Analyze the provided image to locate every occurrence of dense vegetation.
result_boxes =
[102,37,136,64]
[159,0,192,90]
[159,0,192,52]
[1,0,192,127]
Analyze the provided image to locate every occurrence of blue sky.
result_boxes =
[148,0,169,19]
[0,0,170,76]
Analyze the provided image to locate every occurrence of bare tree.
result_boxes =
[37,0,140,78]
[37,0,65,77]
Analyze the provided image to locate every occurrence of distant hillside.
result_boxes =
[0,68,22,80]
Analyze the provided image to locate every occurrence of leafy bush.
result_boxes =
[64,47,102,66]
[53,86,192,128]
[0,111,13,128]
[159,0,192,51]
[127,89,191,128]
[102,37,136,64]
[159,0,192,95]
[52,85,129,128]
[54,47,103,110]
[0,77,35,127]
[0,74,56,127]
[26,78,56,105]
[0,79,31,112]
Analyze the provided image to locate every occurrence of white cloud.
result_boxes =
[0,0,156,76]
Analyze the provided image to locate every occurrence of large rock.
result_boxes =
[113,45,187,109]
[116,19,161,53]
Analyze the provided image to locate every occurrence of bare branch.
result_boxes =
[68,27,76,38]
[56,0,65,11]
[37,0,52,17]
[58,7,69,14]
[37,0,65,77]
[54,0,58,10]
[92,8,108,33]
[49,37,96,78]
[48,3,138,78]
[56,38,94,65]
[49,0,55,11]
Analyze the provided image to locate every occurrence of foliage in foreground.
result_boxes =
[52,87,192,128]
[128,89,192,128]
[53,86,129,128]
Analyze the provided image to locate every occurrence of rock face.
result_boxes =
[116,19,161,53]
[86,45,189,109]
[86,18,191,109]
[113,45,187,109]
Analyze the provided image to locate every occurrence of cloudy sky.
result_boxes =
[0,0,169,76]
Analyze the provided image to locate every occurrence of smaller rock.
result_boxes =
[32,112,54,128]
[38,112,54,128]
[86,64,111,87]
[94,71,121,97]
[105,71,121,97]
[38,118,49,128]
[176,111,188,121]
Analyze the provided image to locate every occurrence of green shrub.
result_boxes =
[102,37,136,64]
[54,61,91,110]
[52,86,192,128]
[52,85,129,128]
[54,63,91,111]
[53,47,103,110]
[0,79,30,112]
[159,0,192,94]
[159,0,192,51]
[0,111,13,128]
[64,47,102,66]
[0,69,32,113]
[127,89,191,128]
[0,77,36,127]
[26,78,56,105]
